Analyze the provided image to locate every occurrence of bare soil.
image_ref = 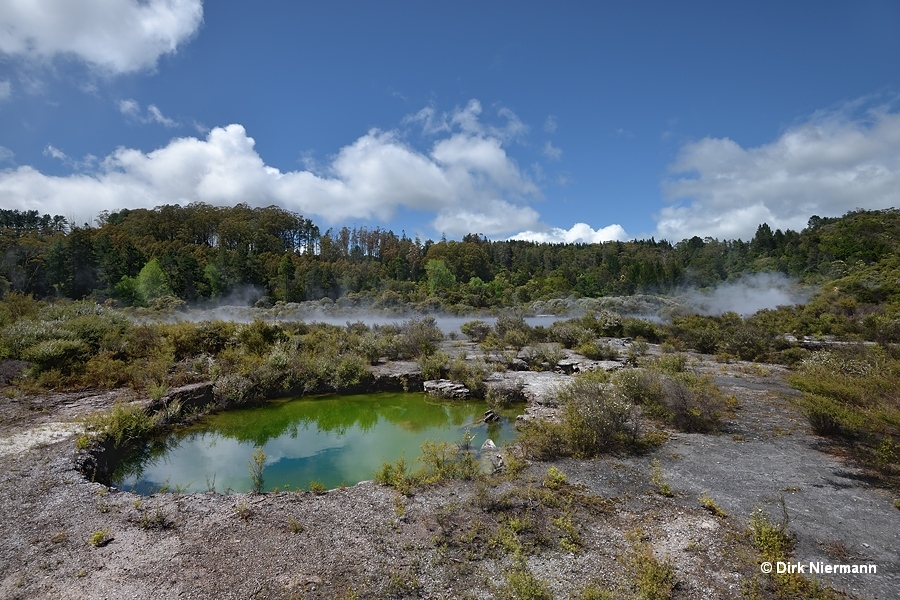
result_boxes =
[0,353,898,599]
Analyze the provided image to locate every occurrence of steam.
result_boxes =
[680,272,810,317]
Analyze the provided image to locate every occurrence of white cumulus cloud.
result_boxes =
[0,0,203,74]
[0,104,542,237]
[658,104,900,241]
[510,222,629,244]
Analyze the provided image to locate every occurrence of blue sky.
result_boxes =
[1,1,899,243]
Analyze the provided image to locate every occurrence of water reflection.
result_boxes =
[115,392,519,494]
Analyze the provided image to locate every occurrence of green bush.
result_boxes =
[497,565,552,600]
[398,316,443,358]
[495,314,533,350]
[419,351,449,380]
[622,317,661,342]
[330,355,372,389]
[575,339,619,361]
[461,320,492,342]
[82,402,155,449]
[237,319,287,356]
[448,356,488,396]
[22,338,89,374]
[546,321,589,349]
[559,377,638,456]
[614,367,726,433]
[661,373,726,433]
[213,373,256,406]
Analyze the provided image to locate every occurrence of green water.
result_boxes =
[115,392,519,494]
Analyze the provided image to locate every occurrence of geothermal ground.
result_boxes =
[0,344,898,599]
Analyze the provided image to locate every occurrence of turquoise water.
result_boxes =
[115,392,518,494]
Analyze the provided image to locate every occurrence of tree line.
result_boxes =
[1,202,898,308]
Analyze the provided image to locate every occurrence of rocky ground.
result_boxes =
[0,347,898,599]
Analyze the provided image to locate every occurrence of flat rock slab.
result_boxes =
[423,379,470,399]
[485,370,571,405]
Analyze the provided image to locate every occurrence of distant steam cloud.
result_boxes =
[681,272,810,317]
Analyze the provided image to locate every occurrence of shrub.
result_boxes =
[613,368,665,408]
[497,565,553,600]
[622,317,661,342]
[22,338,89,374]
[330,355,372,389]
[419,351,449,380]
[518,420,569,460]
[495,314,533,349]
[418,440,479,482]
[698,491,727,517]
[0,317,75,358]
[577,310,622,337]
[249,447,266,493]
[614,367,726,433]
[82,354,134,388]
[661,373,726,433]
[546,322,588,349]
[625,531,678,600]
[461,320,492,342]
[544,466,567,489]
[559,376,638,456]
[88,528,112,547]
[358,332,382,364]
[448,356,488,396]
[213,373,256,406]
[653,353,688,374]
[82,402,155,450]
[374,455,418,495]
[575,339,619,361]
[398,316,443,358]
[238,319,287,356]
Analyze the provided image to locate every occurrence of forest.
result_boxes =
[2,204,899,319]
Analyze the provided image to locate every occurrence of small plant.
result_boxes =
[81,402,155,450]
[624,529,677,600]
[138,505,173,530]
[497,563,552,600]
[649,458,674,497]
[234,500,252,521]
[249,446,266,493]
[576,583,615,600]
[418,351,449,380]
[544,466,568,489]
[894,499,900,511]
[88,528,112,547]
[748,504,793,564]
[287,517,304,533]
[375,455,417,495]
[552,511,582,553]
[308,480,326,494]
[148,383,169,401]
[50,531,68,544]
[698,491,727,517]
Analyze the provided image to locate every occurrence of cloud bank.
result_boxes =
[0,103,543,237]
[0,0,204,73]
[659,104,900,241]
[509,223,629,244]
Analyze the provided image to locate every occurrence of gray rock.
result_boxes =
[423,379,470,399]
